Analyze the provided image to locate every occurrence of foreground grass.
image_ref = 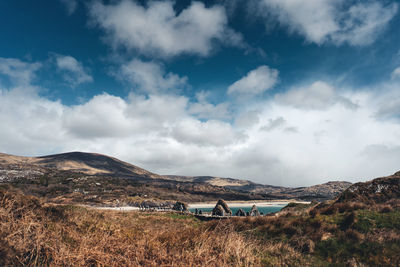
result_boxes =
[1,189,269,266]
[1,189,400,266]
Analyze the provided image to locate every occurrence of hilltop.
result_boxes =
[0,152,160,178]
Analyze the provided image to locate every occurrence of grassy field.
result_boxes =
[1,188,400,266]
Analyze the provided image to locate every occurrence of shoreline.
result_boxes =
[79,199,311,211]
[79,205,140,211]
[188,200,310,208]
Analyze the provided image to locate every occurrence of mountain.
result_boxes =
[0,151,351,204]
[0,152,161,178]
[268,181,353,201]
[164,175,351,200]
[164,175,288,194]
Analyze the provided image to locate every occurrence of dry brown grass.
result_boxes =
[5,187,398,266]
[0,189,267,266]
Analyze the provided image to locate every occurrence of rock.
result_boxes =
[172,201,188,212]
[249,204,260,216]
[214,199,232,215]
[235,208,246,216]
[212,204,225,216]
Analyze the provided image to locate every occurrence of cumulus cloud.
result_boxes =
[391,67,400,79]
[375,99,400,121]
[54,55,93,86]
[259,0,398,46]
[260,116,286,131]
[89,0,242,57]
[171,119,245,147]
[3,57,400,186]
[234,110,260,128]
[275,81,357,110]
[227,65,279,96]
[372,83,400,121]
[63,94,132,139]
[0,58,41,86]
[188,91,231,120]
[119,59,187,94]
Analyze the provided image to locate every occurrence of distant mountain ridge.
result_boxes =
[0,151,352,202]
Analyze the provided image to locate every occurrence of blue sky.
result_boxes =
[1,0,400,186]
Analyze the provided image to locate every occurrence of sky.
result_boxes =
[1,0,400,186]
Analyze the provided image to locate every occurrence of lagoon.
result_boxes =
[188,203,287,215]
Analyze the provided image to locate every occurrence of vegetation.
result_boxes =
[1,186,400,266]
[5,169,269,206]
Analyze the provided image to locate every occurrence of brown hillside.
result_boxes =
[336,171,400,204]
[0,152,161,178]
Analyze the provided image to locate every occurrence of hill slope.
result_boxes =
[336,171,400,204]
[0,152,161,178]
[0,151,351,203]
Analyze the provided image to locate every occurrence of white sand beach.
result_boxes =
[188,200,310,209]
[80,205,139,211]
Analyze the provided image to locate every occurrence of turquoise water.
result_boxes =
[189,204,286,215]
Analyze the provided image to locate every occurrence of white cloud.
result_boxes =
[126,93,188,127]
[259,0,398,46]
[371,83,400,120]
[63,94,132,138]
[55,55,93,87]
[234,110,260,129]
[119,59,187,94]
[3,58,400,186]
[227,65,279,96]
[260,116,286,131]
[0,58,41,86]
[171,119,245,147]
[188,91,231,120]
[391,67,400,79]
[89,0,242,57]
[275,81,357,110]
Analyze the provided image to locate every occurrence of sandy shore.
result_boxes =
[80,200,310,211]
[80,205,139,211]
[188,200,310,209]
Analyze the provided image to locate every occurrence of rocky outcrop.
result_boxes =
[336,172,400,205]
[217,199,232,214]
[212,204,225,216]
[212,199,232,216]
[249,204,260,216]
[235,208,246,216]
[172,201,188,212]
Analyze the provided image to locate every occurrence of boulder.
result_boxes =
[172,201,188,212]
[235,208,246,216]
[214,199,232,215]
[250,204,260,216]
[212,204,225,216]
